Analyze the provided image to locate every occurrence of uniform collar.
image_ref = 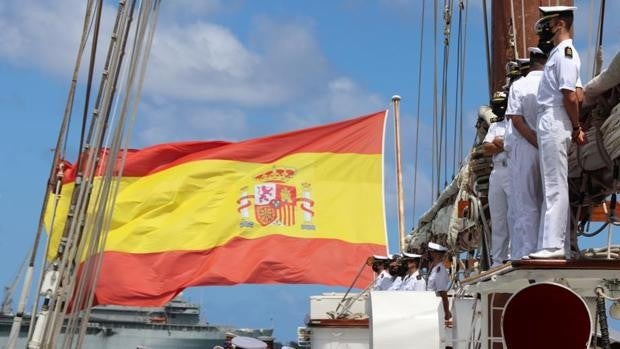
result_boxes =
[549,38,573,57]
[527,70,543,77]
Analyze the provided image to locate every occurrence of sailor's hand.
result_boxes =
[492,137,504,150]
[572,127,587,145]
[444,312,453,328]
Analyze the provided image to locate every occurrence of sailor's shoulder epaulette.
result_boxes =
[565,46,573,58]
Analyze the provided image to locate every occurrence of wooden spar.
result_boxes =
[490,0,573,93]
[391,95,406,252]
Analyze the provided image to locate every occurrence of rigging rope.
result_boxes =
[586,0,596,80]
[5,1,99,348]
[593,0,606,77]
[432,0,439,200]
[452,0,464,178]
[412,0,426,221]
[482,0,491,99]
[520,0,526,59]
[509,0,518,59]
[439,0,453,188]
[458,0,469,164]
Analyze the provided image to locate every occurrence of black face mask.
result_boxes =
[537,20,558,55]
[538,39,555,56]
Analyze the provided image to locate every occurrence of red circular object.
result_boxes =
[502,282,591,348]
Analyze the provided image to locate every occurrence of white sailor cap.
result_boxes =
[282,347,295,349]
[535,6,576,33]
[539,6,577,15]
[516,58,530,70]
[372,255,390,260]
[231,336,267,349]
[402,252,422,259]
[527,47,544,56]
[427,242,448,252]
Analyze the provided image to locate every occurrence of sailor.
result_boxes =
[505,47,548,259]
[230,336,267,349]
[386,254,405,291]
[426,242,451,324]
[483,92,513,267]
[371,255,392,291]
[529,6,586,259]
[399,252,426,291]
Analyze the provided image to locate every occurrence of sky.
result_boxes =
[0,0,619,344]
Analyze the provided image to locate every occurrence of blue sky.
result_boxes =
[0,0,619,343]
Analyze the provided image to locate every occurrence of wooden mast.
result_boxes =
[490,0,573,93]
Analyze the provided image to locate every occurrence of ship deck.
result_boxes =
[461,259,620,295]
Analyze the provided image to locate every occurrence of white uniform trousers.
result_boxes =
[509,138,542,259]
[537,106,571,250]
[489,164,512,265]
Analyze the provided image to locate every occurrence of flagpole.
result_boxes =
[392,95,406,252]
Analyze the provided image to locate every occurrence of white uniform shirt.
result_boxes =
[483,120,508,166]
[427,263,450,292]
[506,70,544,139]
[387,276,403,291]
[400,270,427,291]
[373,270,393,290]
[537,39,581,107]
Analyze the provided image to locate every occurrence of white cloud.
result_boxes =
[135,99,250,146]
[0,0,87,75]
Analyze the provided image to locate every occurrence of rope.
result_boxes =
[458,0,469,163]
[413,0,426,221]
[586,0,595,79]
[34,1,140,346]
[520,0,526,58]
[508,0,518,59]
[595,287,611,349]
[438,0,453,189]
[432,0,438,200]
[482,0,491,99]
[593,0,606,77]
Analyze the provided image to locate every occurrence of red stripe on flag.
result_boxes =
[93,235,384,306]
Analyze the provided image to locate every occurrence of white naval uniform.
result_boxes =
[387,276,403,291]
[400,270,426,291]
[373,270,393,290]
[536,39,581,251]
[484,120,513,265]
[427,263,449,292]
[505,70,544,259]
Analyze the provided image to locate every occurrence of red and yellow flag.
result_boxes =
[48,111,388,306]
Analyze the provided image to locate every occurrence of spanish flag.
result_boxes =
[48,111,388,306]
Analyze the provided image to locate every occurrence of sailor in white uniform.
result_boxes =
[530,6,586,259]
[399,252,426,291]
[386,254,404,291]
[371,255,392,291]
[426,242,451,324]
[483,92,513,267]
[505,47,547,259]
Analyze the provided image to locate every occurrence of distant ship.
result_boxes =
[0,297,273,349]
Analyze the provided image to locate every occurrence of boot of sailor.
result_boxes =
[529,247,565,259]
